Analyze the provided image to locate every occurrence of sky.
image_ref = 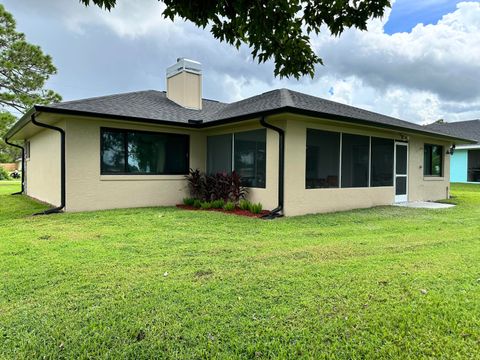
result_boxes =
[2,0,479,124]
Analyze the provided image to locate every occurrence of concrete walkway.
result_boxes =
[393,201,455,209]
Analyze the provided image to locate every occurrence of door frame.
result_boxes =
[394,142,409,203]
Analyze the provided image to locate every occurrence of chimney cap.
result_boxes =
[167,58,202,78]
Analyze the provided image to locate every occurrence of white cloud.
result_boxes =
[4,0,480,124]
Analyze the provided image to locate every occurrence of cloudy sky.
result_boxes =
[2,0,479,124]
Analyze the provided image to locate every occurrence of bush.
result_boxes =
[0,167,10,180]
[186,169,247,203]
[249,202,263,214]
[200,201,212,210]
[211,199,225,209]
[186,169,204,200]
[239,199,251,211]
[230,171,247,202]
[193,199,202,208]
[223,201,235,211]
[183,197,195,206]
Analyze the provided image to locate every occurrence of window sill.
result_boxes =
[423,176,445,181]
[306,186,394,190]
[100,175,186,181]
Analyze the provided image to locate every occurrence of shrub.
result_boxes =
[0,167,10,180]
[200,201,213,210]
[186,169,247,203]
[223,201,235,211]
[211,199,225,209]
[239,199,251,211]
[183,197,195,206]
[186,169,204,200]
[193,199,202,208]
[249,202,263,214]
[230,171,247,202]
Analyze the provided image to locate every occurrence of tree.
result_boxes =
[0,4,61,162]
[0,4,61,113]
[79,0,390,78]
[0,112,17,162]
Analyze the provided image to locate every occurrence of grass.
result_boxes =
[0,181,479,359]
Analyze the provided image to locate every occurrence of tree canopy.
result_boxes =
[0,4,61,113]
[0,4,61,162]
[79,0,391,78]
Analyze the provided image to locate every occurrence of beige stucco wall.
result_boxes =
[22,112,453,216]
[281,115,452,216]
[167,72,202,110]
[65,117,279,212]
[25,122,63,207]
[408,136,451,201]
[65,117,205,212]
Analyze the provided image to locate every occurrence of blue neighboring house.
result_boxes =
[426,120,480,183]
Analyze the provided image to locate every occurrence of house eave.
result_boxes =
[5,105,477,145]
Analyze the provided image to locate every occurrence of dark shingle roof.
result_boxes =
[45,90,229,124]
[7,88,476,143]
[425,120,480,144]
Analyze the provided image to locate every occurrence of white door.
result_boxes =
[395,142,408,203]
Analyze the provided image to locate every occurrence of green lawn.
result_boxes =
[1,181,479,359]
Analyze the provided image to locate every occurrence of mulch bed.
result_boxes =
[176,204,271,218]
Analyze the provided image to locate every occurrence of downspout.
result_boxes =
[4,137,25,195]
[31,113,66,215]
[260,116,284,219]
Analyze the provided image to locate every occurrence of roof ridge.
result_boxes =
[50,89,159,106]
[280,88,295,107]
[284,87,426,129]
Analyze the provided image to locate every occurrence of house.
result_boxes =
[5,58,474,216]
[426,120,480,183]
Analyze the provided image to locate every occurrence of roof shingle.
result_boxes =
[425,120,480,144]
[7,88,477,143]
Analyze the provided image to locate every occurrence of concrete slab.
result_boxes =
[393,201,455,209]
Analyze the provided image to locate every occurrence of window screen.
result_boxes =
[468,149,480,182]
[207,134,232,174]
[370,137,394,187]
[101,128,189,175]
[234,129,266,188]
[395,177,407,195]
[341,134,370,188]
[424,144,443,176]
[306,129,340,188]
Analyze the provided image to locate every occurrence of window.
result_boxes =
[206,129,266,188]
[306,129,340,188]
[234,129,266,188]
[424,144,443,176]
[341,134,370,188]
[100,128,189,175]
[468,149,480,182]
[371,137,394,187]
[207,134,232,174]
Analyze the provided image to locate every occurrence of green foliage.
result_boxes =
[193,199,202,208]
[223,201,235,211]
[0,166,10,180]
[238,199,251,211]
[0,183,480,358]
[248,202,263,214]
[200,201,212,210]
[182,197,195,206]
[0,112,19,162]
[211,199,225,209]
[186,169,247,203]
[0,4,61,113]
[79,0,391,78]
